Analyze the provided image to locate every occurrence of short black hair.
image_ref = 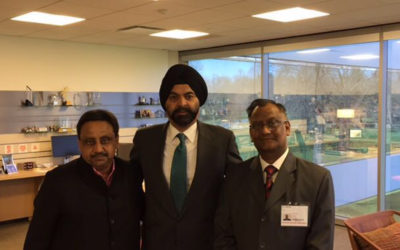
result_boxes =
[76,109,119,139]
[246,99,287,119]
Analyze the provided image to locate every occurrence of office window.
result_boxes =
[386,39,400,211]
[189,57,261,159]
[182,26,400,219]
[267,42,380,217]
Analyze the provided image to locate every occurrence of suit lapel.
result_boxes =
[152,123,179,217]
[265,152,297,212]
[180,122,208,215]
[248,157,265,209]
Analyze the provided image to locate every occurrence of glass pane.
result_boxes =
[268,42,380,218]
[189,57,261,159]
[386,39,400,211]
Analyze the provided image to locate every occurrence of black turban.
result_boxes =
[159,64,208,110]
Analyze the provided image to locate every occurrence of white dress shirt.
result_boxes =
[259,147,289,184]
[163,122,198,189]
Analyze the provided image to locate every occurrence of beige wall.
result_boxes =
[0,35,178,92]
[0,35,176,160]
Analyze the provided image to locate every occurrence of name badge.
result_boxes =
[281,203,309,227]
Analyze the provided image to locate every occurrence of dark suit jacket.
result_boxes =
[215,152,335,250]
[130,121,242,250]
[24,157,143,250]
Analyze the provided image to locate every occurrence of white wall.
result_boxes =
[0,35,178,92]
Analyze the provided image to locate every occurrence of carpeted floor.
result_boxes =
[0,219,351,250]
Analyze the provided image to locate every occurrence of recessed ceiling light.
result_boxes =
[297,48,331,54]
[252,7,329,22]
[150,29,208,39]
[11,11,85,26]
[340,54,379,60]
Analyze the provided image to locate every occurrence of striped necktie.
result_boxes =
[265,165,277,199]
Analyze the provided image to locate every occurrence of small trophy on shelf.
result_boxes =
[21,85,34,106]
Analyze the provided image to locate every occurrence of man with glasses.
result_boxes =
[25,109,143,250]
[215,99,335,250]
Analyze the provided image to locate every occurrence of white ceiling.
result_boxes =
[1,0,400,52]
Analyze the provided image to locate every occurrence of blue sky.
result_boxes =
[190,40,400,77]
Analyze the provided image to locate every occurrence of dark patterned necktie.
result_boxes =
[264,165,277,199]
[170,133,187,212]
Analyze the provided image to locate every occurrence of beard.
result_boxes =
[169,107,198,127]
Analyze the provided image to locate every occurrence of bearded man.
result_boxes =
[130,64,242,250]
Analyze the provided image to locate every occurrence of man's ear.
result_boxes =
[285,121,291,136]
[115,136,120,156]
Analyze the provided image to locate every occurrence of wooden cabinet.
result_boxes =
[0,168,53,222]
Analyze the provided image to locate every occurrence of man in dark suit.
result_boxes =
[24,110,143,250]
[215,99,335,250]
[130,64,242,250]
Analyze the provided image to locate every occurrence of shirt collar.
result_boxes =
[167,121,197,143]
[259,147,289,171]
[92,159,116,187]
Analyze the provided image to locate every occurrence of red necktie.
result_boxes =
[265,165,277,199]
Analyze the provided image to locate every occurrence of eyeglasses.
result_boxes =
[81,136,115,147]
[250,120,288,131]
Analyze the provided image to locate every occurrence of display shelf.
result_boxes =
[20,104,99,108]
[134,104,161,106]
[132,117,166,120]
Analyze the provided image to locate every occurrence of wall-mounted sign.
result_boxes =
[30,143,40,152]
[18,144,28,153]
[4,145,13,154]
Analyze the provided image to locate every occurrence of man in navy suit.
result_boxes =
[130,64,242,250]
[215,99,335,250]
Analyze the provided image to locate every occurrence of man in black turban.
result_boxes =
[159,64,208,130]
[130,64,242,250]
[159,64,208,110]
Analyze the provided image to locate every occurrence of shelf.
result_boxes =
[134,104,161,106]
[21,105,73,108]
[21,104,101,108]
[21,130,75,134]
[133,117,166,120]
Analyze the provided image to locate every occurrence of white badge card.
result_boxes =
[281,204,309,227]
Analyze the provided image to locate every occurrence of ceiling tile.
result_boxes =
[0,0,399,51]
[63,0,150,11]
[308,0,385,14]
[0,0,55,9]
[76,11,159,31]
[38,1,113,19]
[25,23,108,40]
[0,19,51,36]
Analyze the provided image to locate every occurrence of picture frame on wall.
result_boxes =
[1,154,18,174]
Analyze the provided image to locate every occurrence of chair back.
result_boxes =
[344,210,400,250]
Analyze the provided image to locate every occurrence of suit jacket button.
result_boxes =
[260,242,265,248]
[260,216,265,222]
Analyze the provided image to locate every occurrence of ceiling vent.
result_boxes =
[118,25,164,34]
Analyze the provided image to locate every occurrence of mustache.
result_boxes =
[172,107,192,116]
[90,152,108,158]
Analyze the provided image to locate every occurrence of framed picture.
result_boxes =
[1,154,18,174]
